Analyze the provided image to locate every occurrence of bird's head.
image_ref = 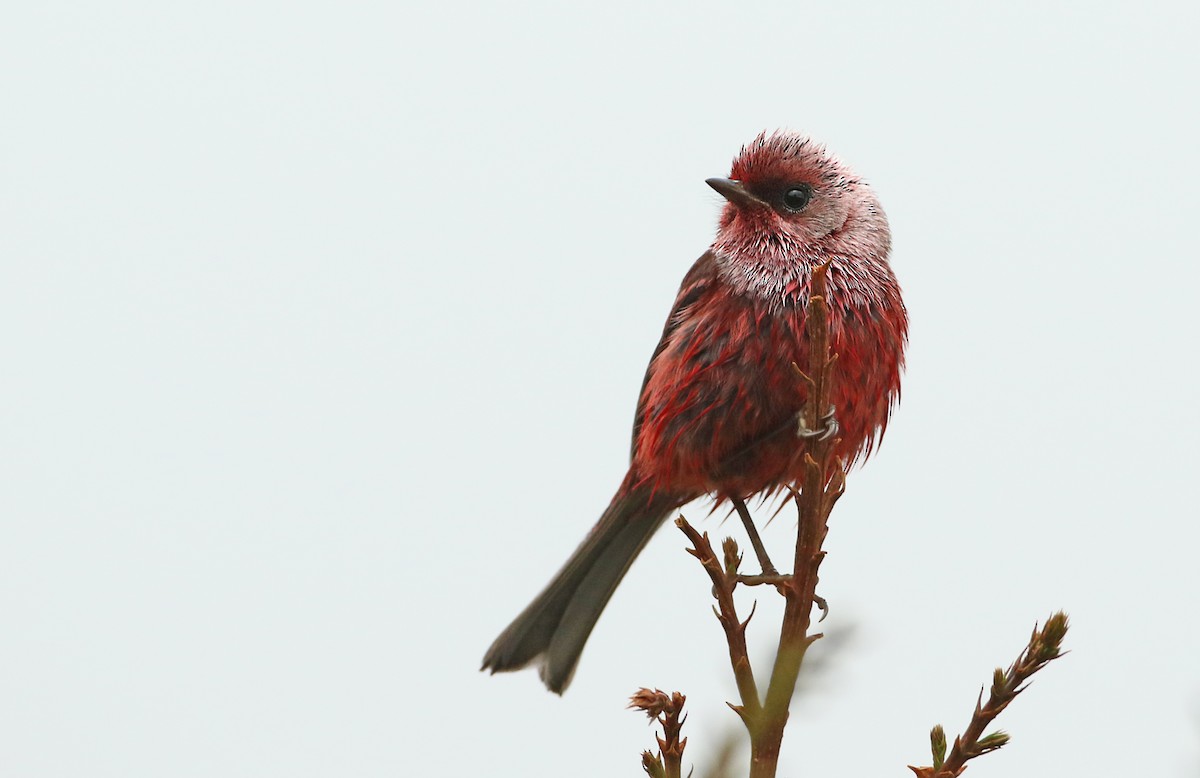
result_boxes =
[708,131,888,254]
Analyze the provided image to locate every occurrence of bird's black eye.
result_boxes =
[781,185,812,212]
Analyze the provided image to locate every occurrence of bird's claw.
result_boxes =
[797,405,839,441]
[814,593,829,622]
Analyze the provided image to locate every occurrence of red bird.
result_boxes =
[482,131,908,693]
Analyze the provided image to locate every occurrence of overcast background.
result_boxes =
[3,1,1198,776]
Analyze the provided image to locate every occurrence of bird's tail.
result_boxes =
[481,479,682,693]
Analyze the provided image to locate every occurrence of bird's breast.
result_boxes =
[631,274,904,498]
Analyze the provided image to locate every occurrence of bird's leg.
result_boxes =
[796,404,839,441]
[732,496,778,576]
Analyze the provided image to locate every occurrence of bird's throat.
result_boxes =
[711,237,820,310]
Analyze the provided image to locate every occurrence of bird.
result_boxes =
[481,131,908,693]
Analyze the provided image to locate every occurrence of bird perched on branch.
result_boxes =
[482,131,908,693]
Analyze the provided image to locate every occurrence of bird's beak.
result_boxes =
[706,178,768,209]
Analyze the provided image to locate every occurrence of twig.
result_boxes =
[909,612,1070,778]
[631,688,689,778]
[677,519,762,723]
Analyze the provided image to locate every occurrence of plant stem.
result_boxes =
[747,263,842,778]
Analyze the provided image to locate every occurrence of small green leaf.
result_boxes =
[977,729,1010,754]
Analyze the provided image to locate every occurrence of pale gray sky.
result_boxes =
[3,1,1198,776]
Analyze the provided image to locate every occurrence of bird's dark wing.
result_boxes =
[630,251,718,460]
